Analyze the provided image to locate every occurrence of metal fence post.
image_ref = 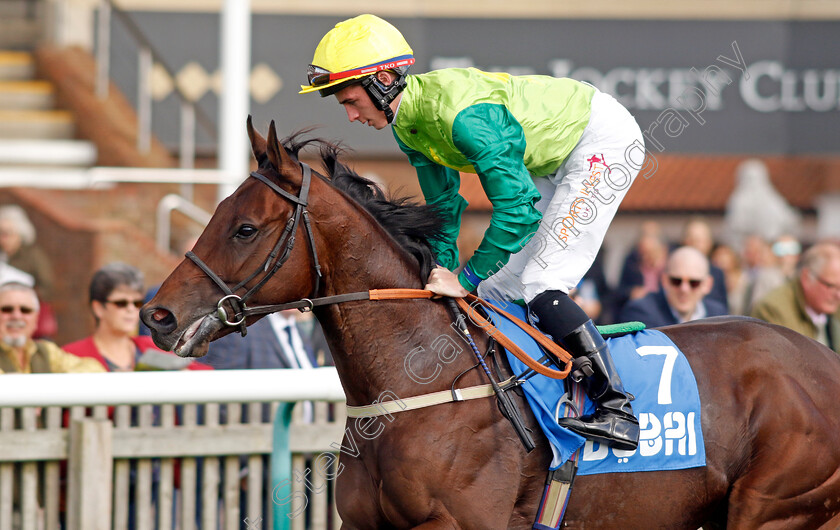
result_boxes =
[137,46,153,154]
[96,0,111,99]
[271,403,296,530]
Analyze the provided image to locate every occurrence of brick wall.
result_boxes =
[0,187,182,346]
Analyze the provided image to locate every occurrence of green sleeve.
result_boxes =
[393,131,467,271]
[451,103,542,286]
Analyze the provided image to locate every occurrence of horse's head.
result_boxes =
[141,118,327,357]
[142,117,444,358]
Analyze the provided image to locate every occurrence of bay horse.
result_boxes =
[142,119,840,529]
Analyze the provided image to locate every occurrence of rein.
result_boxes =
[239,287,573,381]
[185,162,572,433]
[185,161,572,377]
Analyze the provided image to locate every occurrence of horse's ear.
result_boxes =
[247,115,267,162]
[266,120,296,174]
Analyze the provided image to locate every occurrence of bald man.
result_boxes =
[619,246,728,328]
[751,241,840,353]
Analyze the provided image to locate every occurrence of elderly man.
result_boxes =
[751,241,840,352]
[0,282,104,373]
[619,246,728,328]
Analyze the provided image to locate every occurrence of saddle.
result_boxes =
[481,303,706,529]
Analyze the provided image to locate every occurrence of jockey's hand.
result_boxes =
[424,266,469,298]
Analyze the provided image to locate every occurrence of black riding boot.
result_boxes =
[529,290,639,451]
[556,321,640,451]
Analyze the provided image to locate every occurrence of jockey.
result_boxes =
[301,14,643,451]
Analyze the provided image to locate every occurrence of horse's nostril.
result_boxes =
[152,308,171,323]
[144,307,177,334]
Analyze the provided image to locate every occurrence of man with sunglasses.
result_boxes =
[0,282,104,374]
[301,14,645,450]
[751,241,840,353]
[619,246,727,328]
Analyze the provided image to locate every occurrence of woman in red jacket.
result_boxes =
[64,262,210,371]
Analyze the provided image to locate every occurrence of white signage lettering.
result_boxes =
[432,56,840,113]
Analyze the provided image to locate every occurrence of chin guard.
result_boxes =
[361,75,407,124]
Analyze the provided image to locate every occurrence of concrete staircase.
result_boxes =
[0,3,196,343]
[0,50,97,179]
[0,0,95,171]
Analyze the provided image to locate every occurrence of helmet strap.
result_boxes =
[361,75,406,124]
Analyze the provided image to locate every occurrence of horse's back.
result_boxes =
[661,316,840,416]
[660,316,840,527]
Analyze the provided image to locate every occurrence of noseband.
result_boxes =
[185,162,322,336]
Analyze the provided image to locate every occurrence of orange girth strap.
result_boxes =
[367,289,572,380]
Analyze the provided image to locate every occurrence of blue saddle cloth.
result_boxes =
[484,301,706,475]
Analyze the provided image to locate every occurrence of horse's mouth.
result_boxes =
[174,313,225,358]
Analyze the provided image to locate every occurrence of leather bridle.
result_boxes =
[181,158,575,451]
[181,160,573,382]
[185,162,322,336]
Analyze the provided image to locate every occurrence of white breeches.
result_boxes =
[478,89,645,304]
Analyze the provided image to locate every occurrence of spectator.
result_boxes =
[711,243,750,315]
[0,205,57,338]
[0,260,34,287]
[295,310,333,367]
[771,234,802,279]
[619,246,728,328]
[62,263,209,530]
[742,233,774,273]
[614,221,669,314]
[63,263,210,371]
[0,282,103,374]
[0,206,54,299]
[751,241,840,353]
[202,309,323,371]
[741,234,786,312]
[680,217,728,311]
[570,278,602,323]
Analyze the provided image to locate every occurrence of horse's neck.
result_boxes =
[314,222,483,406]
[321,298,489,407]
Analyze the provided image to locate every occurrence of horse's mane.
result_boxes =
[278,131,445,279]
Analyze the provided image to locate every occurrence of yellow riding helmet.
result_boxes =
[299,14,414,96]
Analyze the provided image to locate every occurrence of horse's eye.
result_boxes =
[235,225,258,239]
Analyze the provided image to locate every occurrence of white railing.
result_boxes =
[0,369,347,530]
[0,166,237,255]
[0,167,236,189]
[0,369,344,407]
[0,166,241,256]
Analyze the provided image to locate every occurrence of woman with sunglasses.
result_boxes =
[63,263,211,371]
[300,14,645,450]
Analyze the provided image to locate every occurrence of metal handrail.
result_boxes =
[156,193,213,254]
